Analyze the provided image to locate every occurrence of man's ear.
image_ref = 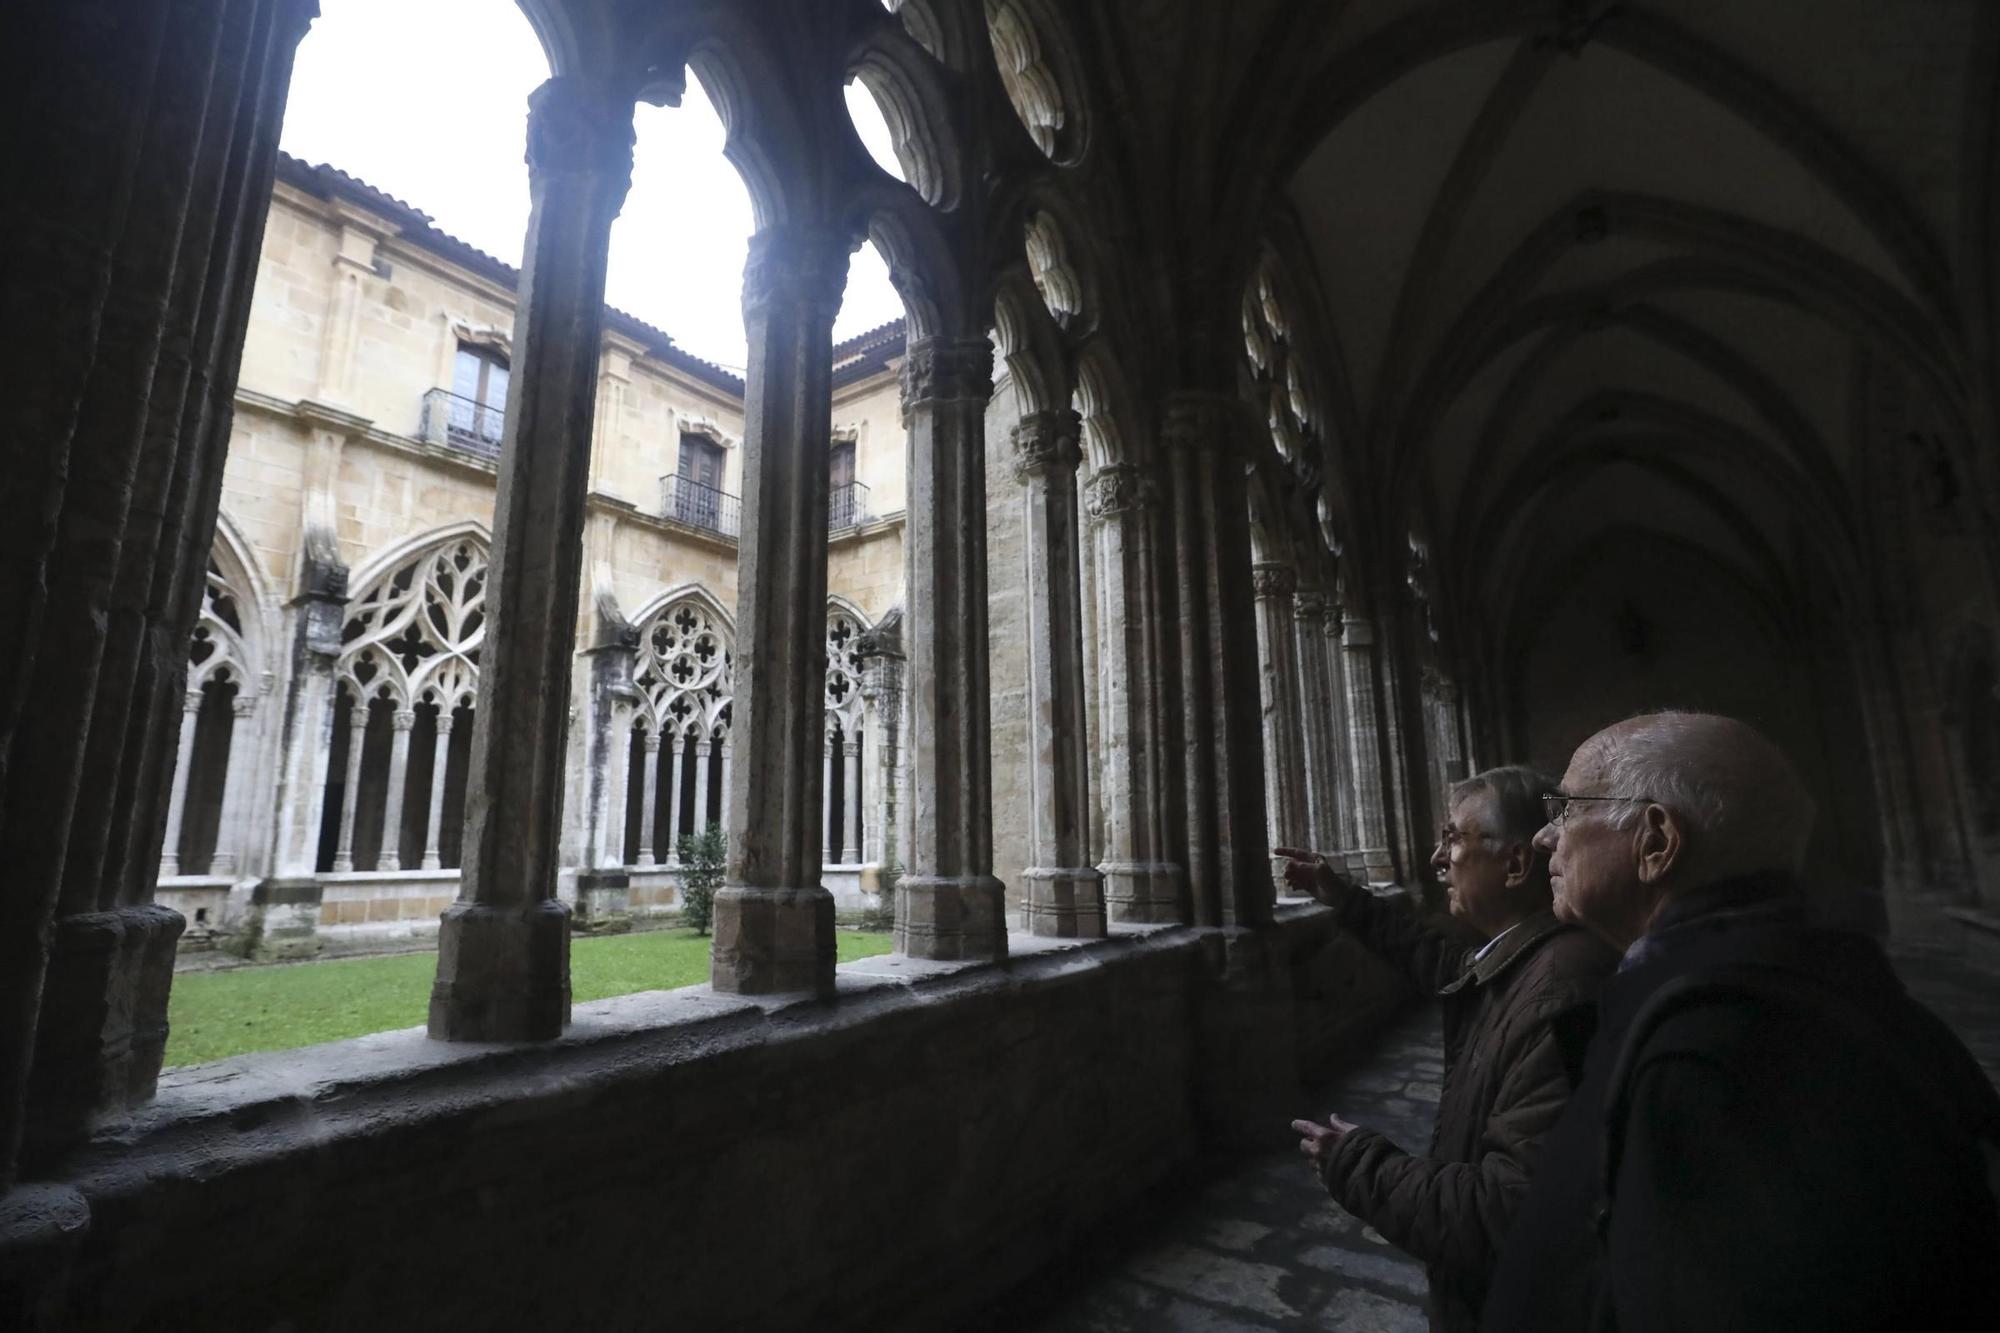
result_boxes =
[1501,840,1537,888]
[1633,804,1682,884]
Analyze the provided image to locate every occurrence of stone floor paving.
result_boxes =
[1014,944,2000,1333]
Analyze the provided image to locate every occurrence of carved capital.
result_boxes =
[183,690,205,715]
[391,708,416,731]
[1342,616,1375,648]
[435,712,456,736]
[1009,409,1083,482]
[1252,563,1297,600]
[525,77,635,197]
[642,730,663,754]
[1293,590,1327,620]
[232,695,258,719]
[900,336,993,408]
[742,226,851,321]
[1083,463,1153,519]
[1160,391,1252,457]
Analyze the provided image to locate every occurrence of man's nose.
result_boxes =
[1533,823,1558,855]
[1429,841,1449,871]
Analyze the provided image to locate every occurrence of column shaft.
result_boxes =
[421,713,454,870]
[1159,395,1270,927]
[1293,594,1341,857]
[331,709,368,873]
[377,708,414,870]
[1013,411,1105,938]
[636,732,661,868]
[210,695,259,875]
[841,742,861,864]
[662,736,682,866]
[431,77,635,1041]
[692,740,713,836]
[1342,618,1396,882]
[1252,563,1309,893]
[157,693,204,877]
[712,226,849,996]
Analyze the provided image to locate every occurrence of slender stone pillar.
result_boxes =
[895,339,1005,957]
[330,706,368,873]
[1085,464,1182,922]
[421,711,454,870]
[1379,635,1418,880]
[377,708,414,870]
[1437,678,1466,780]
[1293,590,1341,858]
[270,549,347,878]
[1252,562,1310,894]
[693,739,713,835]
[840,741,862,864]
[662,733,682,865]
[718,742,733,834]
[1012,410,1105,938]
[712,225,849,996]
[210,694,259,875]
[1160,394,1271,927]
[157,691,205,878]
[430,77,635,1041]
[1324,613,1360,871]
[820,740,836,862]
[636,731,661,868]
[602,707,631,867]
[1342,617,1397,883]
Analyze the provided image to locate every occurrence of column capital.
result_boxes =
[182,689,205,714]
[391,708,416,731]
[525,76,635,196]
[742,225,851,321]
[843,740,860,757]
[1293,589,1328,620]
[1323,613,1345,640]
[434,711,456,735]
[1252,562,1298,600]
[1009,409,1082,482]
[1082,463,1155,519]
[1160,391,1254,458]
[1342,616,1376,647]
[899,336,993,409]
[231,694,258,719]
[642,730,663,754]
[695,739,712,757]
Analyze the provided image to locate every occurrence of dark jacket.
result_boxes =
[1482,874,2000,1333]
[1319,887,1617,1333]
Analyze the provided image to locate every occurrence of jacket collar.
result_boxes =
[1438,906,1565,995]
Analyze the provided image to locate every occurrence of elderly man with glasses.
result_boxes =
[1482,711,2000,1333]
[1278,765,1616,1333]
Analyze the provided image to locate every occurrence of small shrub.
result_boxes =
[676,825,726,935]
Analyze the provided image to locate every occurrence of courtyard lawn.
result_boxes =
[164,927,895,1069]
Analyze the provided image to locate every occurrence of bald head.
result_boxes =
[1573,711,1815,885]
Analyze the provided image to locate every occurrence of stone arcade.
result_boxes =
[5,2,2000,1329]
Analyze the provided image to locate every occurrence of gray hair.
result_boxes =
[1580,711,1815,879]
[1450,764,1560,847]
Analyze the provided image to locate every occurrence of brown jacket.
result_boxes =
[1319,890,1615,1333]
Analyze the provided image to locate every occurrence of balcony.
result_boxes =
[830,479,870,531]
[420,388,505,459]
[661,473,741,538]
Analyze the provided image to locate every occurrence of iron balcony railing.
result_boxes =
[420,388,505,459]
[661,473,741,538]
[830,479,871,531]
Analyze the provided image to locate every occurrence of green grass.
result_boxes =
[164,927,895,1068]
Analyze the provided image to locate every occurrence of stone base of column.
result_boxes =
[22,904,185,1165]
[0,1184,90,1331]
[711,886,835,996]
[1101,860,1183,924]
[1022,866,1108,939]
[572,870,631,931]
[243,878,325,961]
[427,899,571,1041]
[896,875,1007,961]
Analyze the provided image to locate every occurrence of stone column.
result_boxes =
[895,339,1005,959]
[1342,617,1397,883]
[330,706,368,873]
[430,77,635,1042]
[1324,614,1359,871]
[157,691,205,878]
[693,739,713,835]
[841,740,861,864]
[210,694,260,876]
[270,530,348,878]
[1293,590,1341,858]
[712,225,849,996]
[1437,678,1466,780]
[1252,562,1310,894]
[1379,635,1418,881]
[636,731,661,868]
[421,711,455,871]
[820,739,836,862]
[718,741,733,835]
[1159,394,1270,927]
[377,708,414,871]
[1012,410,1105,938]
[602,707,631,867]
[1085,464,1181,922]
[662,734,682,866]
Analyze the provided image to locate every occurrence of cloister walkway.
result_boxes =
[1004,943,2000,1333]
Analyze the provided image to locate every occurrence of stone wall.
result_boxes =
[21,909,1409,1333]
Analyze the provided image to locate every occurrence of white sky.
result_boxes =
[278,0,907,373]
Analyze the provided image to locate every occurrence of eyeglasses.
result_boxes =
[1541,792,1654,826]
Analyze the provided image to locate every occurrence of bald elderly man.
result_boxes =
[1482,711,2000,1333]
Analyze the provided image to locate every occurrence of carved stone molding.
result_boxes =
[900,336,993,407]
[1252,563,1297,600]
[525,76,636,197]
[1293,589,1327,620]
[1010,409,1083,482]
[1083,464,1152,519]
[742,225,852,320]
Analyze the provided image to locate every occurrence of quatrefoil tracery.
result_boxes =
[338,540,488,707]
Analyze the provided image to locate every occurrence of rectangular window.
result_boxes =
[829,441,859,528]
[675,434,727,530]
[451,344,509,445]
